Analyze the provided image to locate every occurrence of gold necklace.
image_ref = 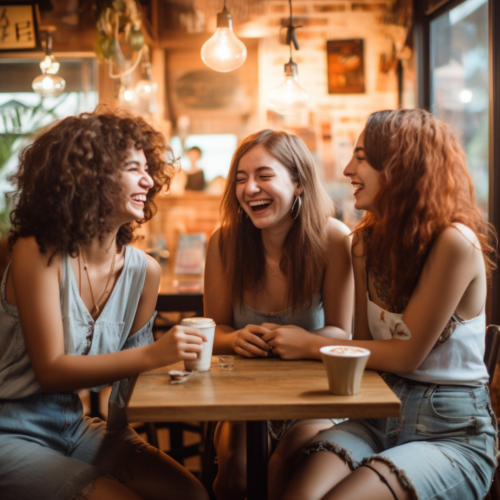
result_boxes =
[78,246,117,315]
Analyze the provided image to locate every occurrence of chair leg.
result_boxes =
[145,422,159,448]
[201,421,218,500]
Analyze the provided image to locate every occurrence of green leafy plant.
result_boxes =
[0,96,67,236]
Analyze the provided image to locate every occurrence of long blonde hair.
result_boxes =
[219,129,333,311]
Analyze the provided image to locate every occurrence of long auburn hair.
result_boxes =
[355,109,496,311]
[219,129,333,311]
[9,108,174,258]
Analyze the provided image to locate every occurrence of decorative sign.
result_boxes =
[175,233,206,275]
[327,39,365,94]
[175,70,239,109]
[0,4,37,50]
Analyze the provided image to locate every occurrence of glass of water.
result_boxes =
[219,355,234,370]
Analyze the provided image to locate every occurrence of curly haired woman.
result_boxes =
[204,130,354,500]
[0,110,209,500]
[279,109,498,500]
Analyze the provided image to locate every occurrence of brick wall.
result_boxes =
[242,1,407,184]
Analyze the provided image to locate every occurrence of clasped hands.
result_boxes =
[233,323,310,360]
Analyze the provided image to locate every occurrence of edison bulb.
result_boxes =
[135,78,158,99]
[32,74,66,97]
[118,86,135,102]
[40,54,60,74]
[201,7,247,73]
[269,61,308,115]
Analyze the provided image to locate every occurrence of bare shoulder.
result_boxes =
[325,217,351,244]
[144,253,161,281]
[206,227,222,259]
[11,236,60,268]
[351,230,365,258]
[208,227,221,248]
[433,224,482,259]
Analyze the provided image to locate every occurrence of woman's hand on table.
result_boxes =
[232,325,272,357]
[154,325,207,366]
[260,324,316,360]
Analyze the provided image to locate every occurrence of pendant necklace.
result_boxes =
[78,246,117,316]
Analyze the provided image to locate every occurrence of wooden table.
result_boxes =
[127,356,401,500]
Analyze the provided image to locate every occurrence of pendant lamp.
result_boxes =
[201,1,247,72]
[268,0,308,115]
[32,28,66,97]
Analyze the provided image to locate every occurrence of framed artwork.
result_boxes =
[0,3,38,51]
[327,39,365,94]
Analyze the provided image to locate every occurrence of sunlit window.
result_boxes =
[430,0,488,215]
[0,58,98,221]
[170,134,238,182]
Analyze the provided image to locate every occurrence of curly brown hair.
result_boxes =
[355,109,496,312]
[8,108,174,257]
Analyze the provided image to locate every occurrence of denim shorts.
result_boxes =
[301,373,498,500]
[0,391,149,500]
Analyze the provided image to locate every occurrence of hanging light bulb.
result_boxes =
[118,76,135,103]
[268,0,308,115]
[135,61,158,99]
[269,59,308,115]
[201,2,247,72]
[32,30,65,97]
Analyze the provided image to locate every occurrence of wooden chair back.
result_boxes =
[484,325,500,385]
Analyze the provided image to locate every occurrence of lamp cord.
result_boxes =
[286,0,301,61]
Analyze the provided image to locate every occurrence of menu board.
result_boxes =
[174,233,206,275]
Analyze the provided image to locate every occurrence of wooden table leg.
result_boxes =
[246,420,268,500]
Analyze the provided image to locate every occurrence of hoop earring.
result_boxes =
[291,195,302,220]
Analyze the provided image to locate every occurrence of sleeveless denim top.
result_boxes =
[366,293,488,386]
[0,246,156,416]
[233,292,325,331]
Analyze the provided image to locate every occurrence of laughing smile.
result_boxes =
[248,199,273,212]
[351,183,364,195]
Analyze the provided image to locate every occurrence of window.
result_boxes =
[169,134,238,182]
[0,57,98,217]
[430,0,488,214]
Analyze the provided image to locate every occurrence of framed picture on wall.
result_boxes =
[0,3,38,51]
[327,39,365,94]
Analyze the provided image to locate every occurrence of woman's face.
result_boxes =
[343,130,381,213]
[117,147,154,224]
[235,144,302,232]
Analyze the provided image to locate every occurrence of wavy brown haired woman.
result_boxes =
[280,109,498,500]
[0,110,209,500]
[204,129,354,500]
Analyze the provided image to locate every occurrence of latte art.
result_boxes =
[329,347,367,356]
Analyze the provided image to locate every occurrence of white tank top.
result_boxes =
[367,293,488,386]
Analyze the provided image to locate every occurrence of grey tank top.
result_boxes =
[233,292,325,331]
[0,245,155,411]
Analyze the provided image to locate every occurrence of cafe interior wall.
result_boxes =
[0,0,413,247]
[252,0,413,225]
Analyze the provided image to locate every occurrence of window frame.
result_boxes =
[413,0,500,324]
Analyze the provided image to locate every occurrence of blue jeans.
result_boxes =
[302,373,498,500]
[0,391,148,500]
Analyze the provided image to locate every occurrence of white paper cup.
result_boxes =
[320,346,371,395]
[181,317,216,372]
